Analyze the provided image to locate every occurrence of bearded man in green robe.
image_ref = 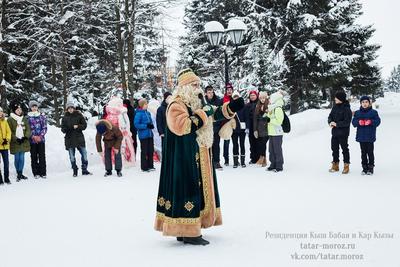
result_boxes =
[154,69,244,245]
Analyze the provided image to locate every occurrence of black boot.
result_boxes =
[367,165,374,175]
[20,173,28,180]
[16,171,23,182]
[240,155,246,168]
[104,170,112,177]
[224,158,229,166]
[117,171,123,177]
[361,165,368,175]
[82,169,92,176]
[214,162,223,170]
[176,237,183,242]
[73,168,78,177]
[182,236,210,246]
[0,173,3,185]
[233,155,239,168]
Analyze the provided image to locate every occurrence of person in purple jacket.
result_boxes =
[27,100,48,179]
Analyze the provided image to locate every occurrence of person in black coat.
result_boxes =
[123,99,137,155]
[243,90,259,164]
[328,91,353,174]
[231,91,247,168]
[205,85,223,169]
[156,92,172,150]
[61,101,91,177]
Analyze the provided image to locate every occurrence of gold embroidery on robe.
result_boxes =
[158,197,165,207]
[184,201,195,212]
[165,200,172,211]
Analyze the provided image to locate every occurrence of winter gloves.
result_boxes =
[202,105,214,117]
[16,137,27,144]
[147,123,154,129]
[358,119,372,126]
[228,97,245,113]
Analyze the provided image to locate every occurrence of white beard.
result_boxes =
[173,85,214,148]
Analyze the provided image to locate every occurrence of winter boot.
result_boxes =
[224,158,229,166]
[73,168,78,177]
[176,237,184,242]
[117,171,123,177]
[214,162,223,170]
[256,156,264,165]
[240,155,246,168]
[367,165,374,175]
[183,235,210,246]
[361,165,368,175]
[329,162,339,173]
[20,173,28,180]
[267,166,276,171]
[82,169,92,176]
[4,174,11,184]
[233,155,239,168]
[342,163,350,174]
[104,170,112,177]
[0,173,3,185]
[261,157,267,167]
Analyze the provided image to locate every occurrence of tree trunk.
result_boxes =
[125,0,135,98]
[290,84,300,115]
[116,1,127,99]
[0,0,7,109]
[60,0,68,111]
[51,54,60,127]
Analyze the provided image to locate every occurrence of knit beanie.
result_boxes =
[10,102,22,113]
[249,90,259,98]
[138,98,148,108]
[66,101,76,109]
[360,95,371,103]
[177,68,200,87]
[96,123,107,135]
[29,100,40,109]
[259,91,268,99]
[335,91,347,103]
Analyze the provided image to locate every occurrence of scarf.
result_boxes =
[28,111,41,117]
[11,113,24,139]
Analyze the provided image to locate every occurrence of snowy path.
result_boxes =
[0,108,399,267]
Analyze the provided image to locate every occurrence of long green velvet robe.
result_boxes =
[154,98,233,237]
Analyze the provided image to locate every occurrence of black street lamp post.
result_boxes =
[204,19,247,86]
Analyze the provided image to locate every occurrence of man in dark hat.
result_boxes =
[328,91,353,174]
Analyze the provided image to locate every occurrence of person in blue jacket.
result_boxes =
[134,98,155,172]
[352,96,381,175]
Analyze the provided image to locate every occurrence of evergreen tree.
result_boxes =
[386,66,400,92]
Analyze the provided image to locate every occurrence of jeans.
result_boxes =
[232,132,246,156]
[14,152,25,172]
[223,139,230,162]
[68,146,88,171]
[0,150,9,182]
[248,130,259,163]
[104,147,122,172]
[30,142,46,176]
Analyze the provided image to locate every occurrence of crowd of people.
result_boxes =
[0,84,381,186]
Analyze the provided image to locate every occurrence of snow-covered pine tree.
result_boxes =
[386,66,400,92]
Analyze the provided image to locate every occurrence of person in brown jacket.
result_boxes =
[96,119,123,177]
[253,91,270,167]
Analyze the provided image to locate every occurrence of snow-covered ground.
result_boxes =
[1,93,399,267]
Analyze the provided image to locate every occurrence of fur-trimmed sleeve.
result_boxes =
[166,102,208,136]
[213,102,235,122]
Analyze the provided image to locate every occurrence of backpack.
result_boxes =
[274,107,291,133]
[282,112,291,133]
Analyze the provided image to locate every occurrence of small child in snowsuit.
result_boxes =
[352,96,381,175]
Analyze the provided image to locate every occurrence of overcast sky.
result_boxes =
[165,0,399,78]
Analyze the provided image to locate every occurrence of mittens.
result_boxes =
[228,97,245,113]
